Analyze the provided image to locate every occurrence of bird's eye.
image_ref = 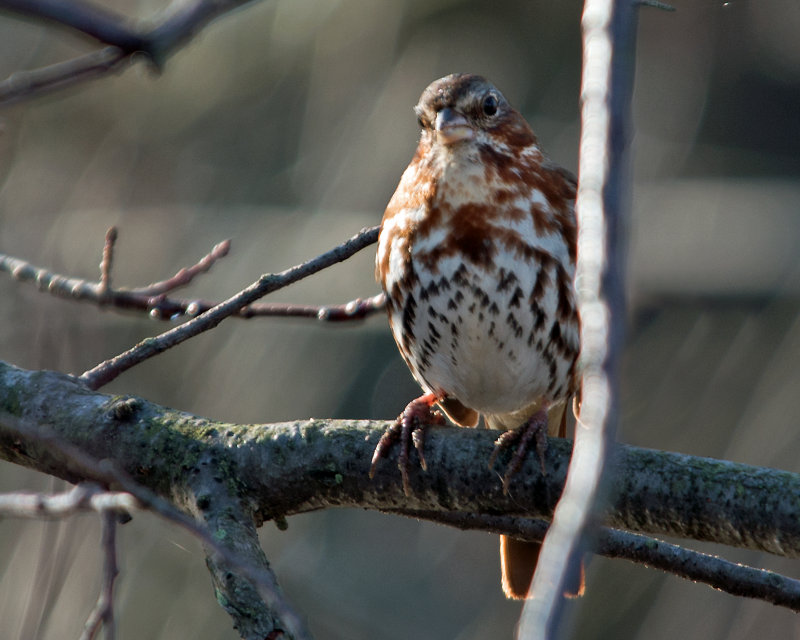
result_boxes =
[482,93,499,117]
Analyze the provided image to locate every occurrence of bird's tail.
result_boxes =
[496,401,585,599]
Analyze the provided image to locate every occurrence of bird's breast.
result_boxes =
[380,202,578,413]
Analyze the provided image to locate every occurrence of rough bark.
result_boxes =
[1,359,798,556]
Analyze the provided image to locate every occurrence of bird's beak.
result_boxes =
[434,108,474,145]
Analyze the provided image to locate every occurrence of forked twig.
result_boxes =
[0,226,385,322]
[78,225,380,389]
[0,0,259,105]
[0,230,229,311]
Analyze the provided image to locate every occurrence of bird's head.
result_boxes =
[413,74,536,150]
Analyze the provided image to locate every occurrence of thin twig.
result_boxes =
[599,527,800,610]
[0,229,384,322]
[98,226,117,296]
[78,225,380,389]
[133,238,231,297]
[395,510,800,610]
[0,483,137,517]
[0,0,258,105]
[0,0,148,50]
[80,510,119,640]
[0,235,229,310]
[149,293,386,321]
[142,0,257,61]
[0,46,129,106]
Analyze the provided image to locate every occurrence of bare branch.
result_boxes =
[398,510,800,610]
[133,238,231,298]
[598,527,800,610]
[0,233,231,313]
[2,360,800,615]
[80,510,119,640]
[0,0,147,49]
[0,483,137,517]
[523,0,637,634]
[0,483,130,638]
[1,410,313,640]
[0,46,129,106]
[1,226,383,323]
[98,226,117,295]
[0,0,260,105]
[142,0,258,62]
[148,293,386,322]
[78,225,380,389]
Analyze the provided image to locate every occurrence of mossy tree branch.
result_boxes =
[2,360,800,600]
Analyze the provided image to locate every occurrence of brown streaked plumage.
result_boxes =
[370,73,581,599]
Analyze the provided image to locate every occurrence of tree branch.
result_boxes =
[74,225,379,389]
[1,404,313,639]
[394,510,800,610]
[0,227,385,323]
[597,526,800,609]
[0,0,148,50]
[525,0,637,634]
[0,0,260,105]
[0,483,136,517]
[0,46,130,106]
[80,510,119,640]
[1,359,799,615]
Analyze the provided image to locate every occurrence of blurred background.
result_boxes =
[1,0,800,638]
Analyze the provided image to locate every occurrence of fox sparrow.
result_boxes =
[371,73,580,599]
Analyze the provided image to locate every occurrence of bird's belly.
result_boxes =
[390,255,576,415]
[429,323,549,414]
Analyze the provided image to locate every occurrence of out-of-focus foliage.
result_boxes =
[1,1,799,638]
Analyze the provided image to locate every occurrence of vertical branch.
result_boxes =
[519,0,637,637]
[98,227,117,297]
[80,510,119,640]
[188,450,314,640]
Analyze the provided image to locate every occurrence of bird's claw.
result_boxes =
[370,393,444,495]
[489,409,549,494]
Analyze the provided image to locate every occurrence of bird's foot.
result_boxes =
[369,392,445,495]
[488,409,549,494]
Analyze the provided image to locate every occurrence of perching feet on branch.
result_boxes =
[369,392,445,495]
[489,408,550,494]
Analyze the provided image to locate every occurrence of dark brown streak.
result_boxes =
[555,263,577,322]
[530,263,552,303]
[400,294,417,349]
[496,268,518,292]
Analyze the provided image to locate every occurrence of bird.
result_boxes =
[370,73,581,599]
